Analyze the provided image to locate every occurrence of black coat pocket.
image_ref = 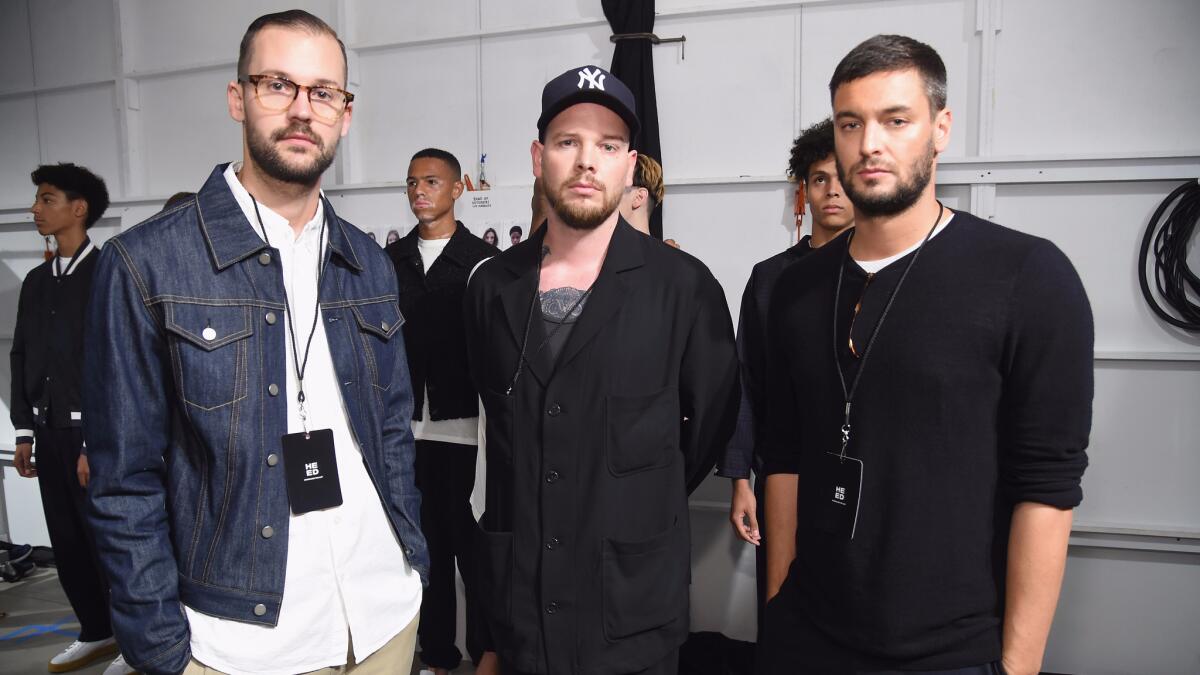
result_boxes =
[601,519,688,641]
[473,525,513,630]
[605,385,678,476]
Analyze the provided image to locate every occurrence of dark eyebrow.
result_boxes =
[834,111,860,120]
[881,105,915,115]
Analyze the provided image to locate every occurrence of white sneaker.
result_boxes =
[102,654,138,675]
[48,637,119,672]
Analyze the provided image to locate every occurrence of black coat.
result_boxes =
[464,219,739,674]
[386,222,495,421]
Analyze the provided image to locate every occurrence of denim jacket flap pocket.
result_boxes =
[351,300,404,340]
[165,302,254,351]
[163,302,254,411]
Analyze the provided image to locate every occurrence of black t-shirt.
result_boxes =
[759,211,1093,672]
[537,286,589,365]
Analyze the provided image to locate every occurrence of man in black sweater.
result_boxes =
[719,117,854,633]
[11,163,130,674]
[385,148,496,675]
[757,35,1092,675]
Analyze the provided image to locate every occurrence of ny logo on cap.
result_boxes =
[577,67,606,91]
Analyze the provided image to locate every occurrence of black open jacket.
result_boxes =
[10,251,98,438]
[386,221,495,422]
[464,219,739,674]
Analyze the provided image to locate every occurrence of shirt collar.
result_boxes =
[223,162,324,247]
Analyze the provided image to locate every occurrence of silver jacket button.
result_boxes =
[261,525,274,539]
[253,604,267,616]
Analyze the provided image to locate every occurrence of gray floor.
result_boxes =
[0,567,112,674]
[0,567,477,674]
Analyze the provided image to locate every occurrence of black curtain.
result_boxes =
[603,0,663,240]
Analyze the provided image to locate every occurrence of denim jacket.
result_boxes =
[82,164,429,675]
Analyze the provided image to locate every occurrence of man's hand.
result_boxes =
[14,442,35,477]
[729,478,760,545]
[77,454,90,488]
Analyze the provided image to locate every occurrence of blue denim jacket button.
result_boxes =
[265,312,277,325]
[261,525,274,539]
[268,383,279,396]
[258,252,271,265]
[266,453,279,467]
[253,604,267,616]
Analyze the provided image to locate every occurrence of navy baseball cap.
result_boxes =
[537,65,640,142]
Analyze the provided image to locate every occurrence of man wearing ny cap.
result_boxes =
[464,65,739,674]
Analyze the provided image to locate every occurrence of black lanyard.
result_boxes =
[54,237,91,278]
[832,202,944,459]
[250,194,327,434]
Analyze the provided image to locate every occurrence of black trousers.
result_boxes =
[414,439,484,669]
[34,425,112,642]
[503,648,680,675]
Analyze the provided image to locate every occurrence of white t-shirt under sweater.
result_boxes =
[184,163,421,675]
[855,213,954,273]
[411,235,478,446]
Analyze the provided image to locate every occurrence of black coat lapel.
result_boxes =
[554,219,645,373]
[496,230,554,386]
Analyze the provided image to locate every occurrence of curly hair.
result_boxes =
[787,118,835,184]
[30,163,110,228]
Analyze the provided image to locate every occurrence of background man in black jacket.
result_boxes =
[719,117,854,639]
[385,148,495,675]
[464,65,739,675]
[11,163,129,674]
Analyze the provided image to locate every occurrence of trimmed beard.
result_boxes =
[246,121,338,186]
[546,176,622,231]
[838,140,935,218]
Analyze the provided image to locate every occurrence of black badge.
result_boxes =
[809,452,863,540]
[281,429,343,515]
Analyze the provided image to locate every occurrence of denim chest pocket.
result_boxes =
[606,385,678,476]
[351,300,403,390]
[164,302,253,411]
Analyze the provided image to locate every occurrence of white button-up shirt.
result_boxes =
[183,164,421,675]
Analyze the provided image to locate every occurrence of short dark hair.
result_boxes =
[410,148,462,181]
[787,118,835,183]
[829,34,947,114]
[163,191,195,211]
[238,10,347,83]
[509,225,523,237]
[30,163,110,229]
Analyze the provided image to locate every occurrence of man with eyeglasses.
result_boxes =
[758,35,1092,674]
[82,10,427,675]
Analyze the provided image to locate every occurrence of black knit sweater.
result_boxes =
[759,211,1093,672]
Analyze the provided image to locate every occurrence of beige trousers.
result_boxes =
[182,614,418,675]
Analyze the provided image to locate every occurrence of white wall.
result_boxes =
[1,1,1199,672]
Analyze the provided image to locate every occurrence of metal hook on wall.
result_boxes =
[610,32,687,60]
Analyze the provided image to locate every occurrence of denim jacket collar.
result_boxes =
[197,163,363,272]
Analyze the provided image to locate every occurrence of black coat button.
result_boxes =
[545,470,559,483]
[545,537,560,550]
[545,602,560,614]
[547,403,562,416]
